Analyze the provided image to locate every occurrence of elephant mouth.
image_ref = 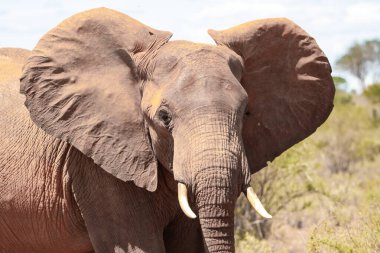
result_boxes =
[177,182,272,219]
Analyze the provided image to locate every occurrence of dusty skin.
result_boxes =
[0,8,334,253]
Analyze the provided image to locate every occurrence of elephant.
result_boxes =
[0,7,334,253]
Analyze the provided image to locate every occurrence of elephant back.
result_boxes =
[0,48,30,84]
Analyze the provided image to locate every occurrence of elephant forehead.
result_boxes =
[156,41,241,70]
[151,41,243,83]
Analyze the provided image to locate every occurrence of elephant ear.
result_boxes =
[208,18,334,174]
[20,8,172,191]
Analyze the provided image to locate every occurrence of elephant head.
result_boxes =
[20,8,334,252]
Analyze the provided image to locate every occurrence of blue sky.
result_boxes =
[1,0,379,89]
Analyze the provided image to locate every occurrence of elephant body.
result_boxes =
[0,71,91,252]
[0,48,91,252]
[0,49,202,253]
[0,8,334,253]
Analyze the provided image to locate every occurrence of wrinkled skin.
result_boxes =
[0,56,201,253]
[0,8,334,253]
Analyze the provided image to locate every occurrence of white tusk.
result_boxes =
[245,187,272,219]
[178,183,197,219]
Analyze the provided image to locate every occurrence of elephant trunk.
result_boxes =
[173,109,248,252]
[193,123,243,251]
[195,166,237,253]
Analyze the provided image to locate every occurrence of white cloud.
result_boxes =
[195,2,286,20]
[345,2,380,24]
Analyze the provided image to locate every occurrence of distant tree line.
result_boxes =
[336,39,380,89]
[334,39,380,119]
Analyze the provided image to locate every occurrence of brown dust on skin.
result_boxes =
[0,7,334,253]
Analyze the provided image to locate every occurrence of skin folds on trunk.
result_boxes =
[196,168,237,253]
[173,109,248,253]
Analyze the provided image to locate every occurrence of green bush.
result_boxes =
[235,91,380,252]
[334,90,353,105]
[308,177,380,253]
[363,83,380,104]
[236,233,273,253]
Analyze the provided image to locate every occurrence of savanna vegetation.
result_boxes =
[235,40,380,252]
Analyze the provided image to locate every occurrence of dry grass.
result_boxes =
[235,92,380,252]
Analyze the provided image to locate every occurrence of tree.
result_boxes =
[363,83,380,124]
[332,76,353,105]
[235,144,323,240]
[336,40,380,89]
[332,76,347,91]
[363,83,380,104]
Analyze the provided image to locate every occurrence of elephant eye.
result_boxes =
[158,108,172,128]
